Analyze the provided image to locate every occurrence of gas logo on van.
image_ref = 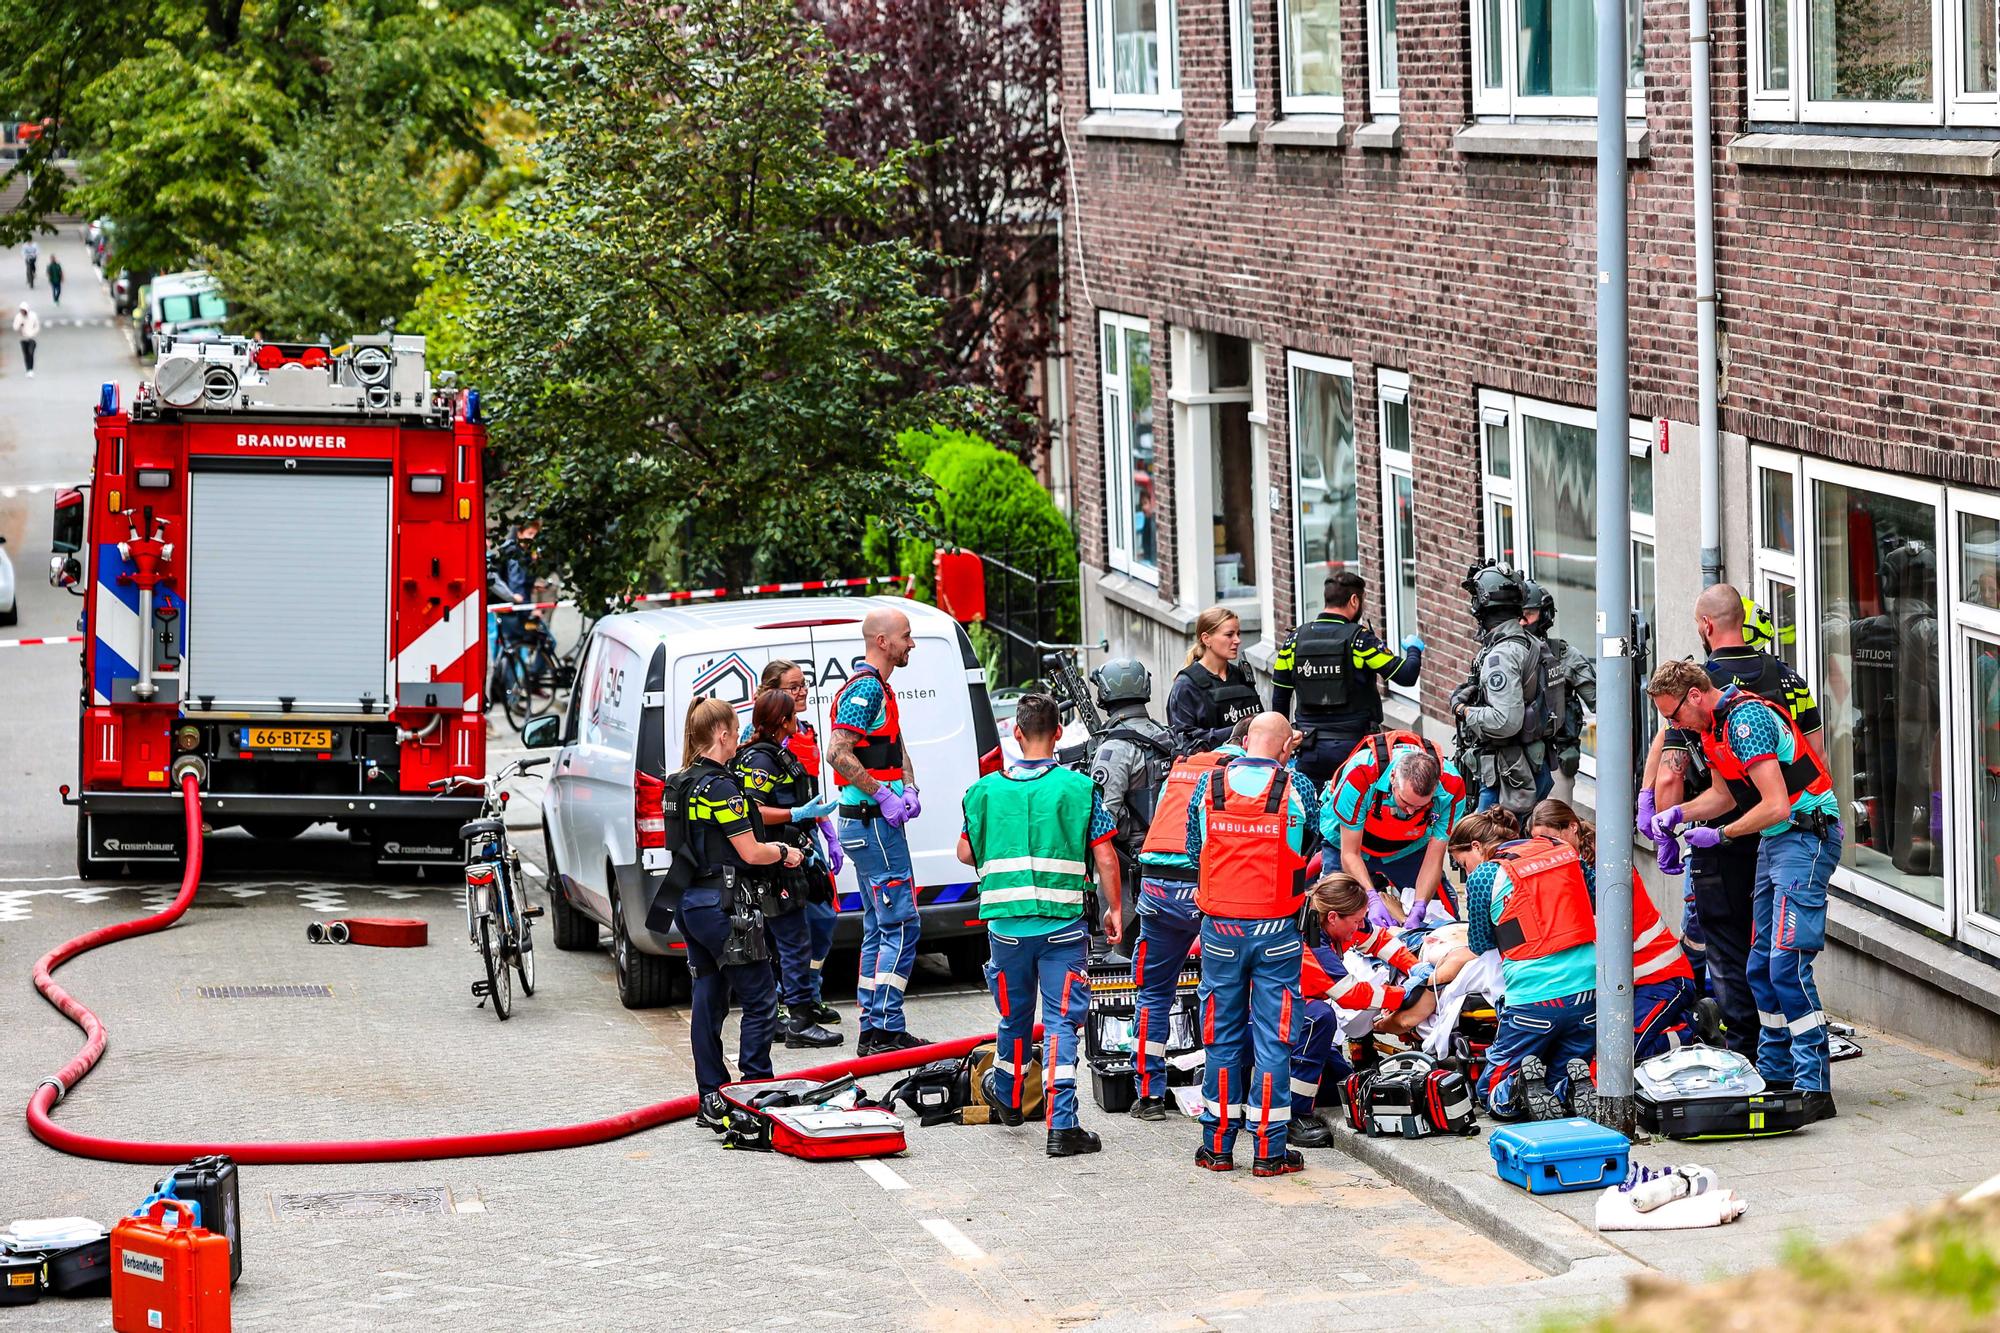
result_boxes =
[692,652,761,714]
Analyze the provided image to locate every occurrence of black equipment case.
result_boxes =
[1637,1087,1811,1139]
[1083,956,1201,1112]
[158,1155,242,1287]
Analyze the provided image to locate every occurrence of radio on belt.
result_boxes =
[109,1200,231,1332]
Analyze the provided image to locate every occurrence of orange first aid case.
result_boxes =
[111,1200,232,1332]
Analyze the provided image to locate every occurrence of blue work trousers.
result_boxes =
[985,921,1091,1129]
[1751,824,1842,1092]
[1130,875,1202,1100]
[1480,990,1597,1121]
[766,907,815,1009]
[1289,998,1350,1121]
[1198,916,1305,1159]
[1634,975,1697,1061]
[840,815,919,1033]
[805,896,838,1003]
[675,889,779,1098]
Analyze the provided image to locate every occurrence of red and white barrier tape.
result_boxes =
[0,634,85,650]
[490,573,914,615]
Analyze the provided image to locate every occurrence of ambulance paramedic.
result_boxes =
[1449,810,1600,1123]
[831,608,928,1057]
[1185,712,1321,1177]
[1322,735,1465,929]
[1127,716,1252,1118]
[1269,570,1424,788]
[1647,659,1842,1121]
[957,693,1122,1157]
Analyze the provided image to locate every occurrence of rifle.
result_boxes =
[1041,648,1109,768]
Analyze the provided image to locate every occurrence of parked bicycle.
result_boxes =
[431,756,550,1020]
[491,615,566,733]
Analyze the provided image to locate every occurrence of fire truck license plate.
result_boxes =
[244,727,333,750]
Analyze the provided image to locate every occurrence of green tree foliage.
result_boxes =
[415,0,966,606]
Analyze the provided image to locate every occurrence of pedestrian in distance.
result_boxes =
[829,606,929,1056]
[22,238,37,289]
[957,692,1123,1157]
[1270,570,1425,789]
[13,301,39,378]
[751,658,844,1026]
[676,697,798,1131]
[46,255,62,306]
[1167,606,1264,754]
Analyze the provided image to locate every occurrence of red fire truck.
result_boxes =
[52,335,490,876]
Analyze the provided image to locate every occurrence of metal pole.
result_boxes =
[1692,0,1722,589]
[1594,0,1637,1135]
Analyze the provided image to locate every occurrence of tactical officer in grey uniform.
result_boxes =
[1088,657,1176,947]
[1522,579,1597,804]
[1453,563,1553,822]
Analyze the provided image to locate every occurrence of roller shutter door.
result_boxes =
[186,468,391,712]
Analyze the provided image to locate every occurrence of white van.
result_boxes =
[524,596,1003,1008]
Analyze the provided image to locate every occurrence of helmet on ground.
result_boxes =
[1463,561,1526,618]
[1091,656,1153,708]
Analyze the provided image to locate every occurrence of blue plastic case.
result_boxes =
[1488,1118,1631,1194]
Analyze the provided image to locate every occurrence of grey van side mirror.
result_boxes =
[520,715,561,749]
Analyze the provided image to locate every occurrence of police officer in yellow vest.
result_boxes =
[957,693,1124,1157]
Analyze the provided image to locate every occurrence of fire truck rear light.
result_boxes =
[458,498,470,520]
[634,771,667,850]
[135,468,172,490]
[408,474,444,495]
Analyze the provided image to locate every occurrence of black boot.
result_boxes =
[1252,1148,1306,1177]
[785,1009,842,1049]
[1195,1145,1234,1172]
[1802,1090,1838,1123]
[980,1069,1025,1127]
[1129,1096,1168,1122]
[798,1000,842,1026]
[1047,1127,1102,1157]
[1289,1115,1335,1149]
[695,1092,730,1133]
[856,1028,894,1057]
[889,1030,932,1051]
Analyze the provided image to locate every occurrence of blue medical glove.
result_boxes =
[1402,634,1427,653]
[1651,805,1688,842]
[790,796,839,822]
[1637,789,1658,840]
[1406,961,1437,987]
[819,820,845,877]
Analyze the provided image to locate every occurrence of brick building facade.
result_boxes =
[1060,0,2000,1054]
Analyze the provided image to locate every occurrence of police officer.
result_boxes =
[1643,585,1827,1066]
[957,693,1123,1157]
[677,697,799,1129]
[1647,659,1842,1121]
[1453,563,1551,822]
[1270,570,1425,789]
[1167,607,1264,754]
[1186,712,1322,1177]
[1522,580,1596,804]
[1088,657,1176,944]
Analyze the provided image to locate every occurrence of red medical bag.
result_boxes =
[110,1200,232,1333]
[718,1077,908,1160]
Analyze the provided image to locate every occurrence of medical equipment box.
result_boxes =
[1489,1118,1630,1194]
[110,1200,232,1333]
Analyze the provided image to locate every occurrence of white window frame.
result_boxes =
[1231,0,1258,114]
[1169,327,1258,614]
[1369,0,1400,114]
[1749,0,1991,126]
[1470,0,1646,119]
[1289,351,1357,627]
[1478,389,1654,778]
[1378,370,1417,700]
[1100,311,1158,583]
[1480,403,1517,569]
[1087,0,1183,112]
[1278,0,1346,117]
[1946,485,2000,956]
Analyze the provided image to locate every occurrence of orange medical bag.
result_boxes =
[110,1199,231,1332]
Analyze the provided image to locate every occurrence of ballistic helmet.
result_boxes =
[1521,577,1556,635]
[1463,561,1526,617]
[1091,656,1153,708]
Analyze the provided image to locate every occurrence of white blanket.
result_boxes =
[1595,1187,1748,1231]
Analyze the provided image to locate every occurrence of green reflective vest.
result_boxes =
[963,765,1095,922]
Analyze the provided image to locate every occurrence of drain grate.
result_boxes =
[270,1186,454,1220]
[196,984,334,1000]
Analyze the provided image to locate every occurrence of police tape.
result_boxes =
[0,482,72,500]
[0,635,85,649]
[489,573,915,615]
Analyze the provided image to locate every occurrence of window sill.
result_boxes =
[1354,120,1403,151]
[1828,896,2000,1017]
[1453,121,1650,161]
[1728,131,2000,177]
[1080,111,1186,143]
[1262,117,1349,150]
[1218,116,1261,145]
[1098,572,1262,639]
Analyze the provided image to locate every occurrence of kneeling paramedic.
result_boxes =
[672,698,802,1128]
[1452,810,1600,1123]
[1323,732,1466,930]
[958,693,1124,1157]
[1647,659,1842,1120]
[1125,716,1252,1117]
[1186,712,1322,1176]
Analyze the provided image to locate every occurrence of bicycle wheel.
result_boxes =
[479,914,512,1020]
[521,640,561,719]
[501,651,531,730]
[516,914,537,996]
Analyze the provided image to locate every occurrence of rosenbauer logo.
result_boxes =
[235,432,350,450]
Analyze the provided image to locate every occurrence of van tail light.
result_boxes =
[634,770,666,849]
[978,746,1003,777]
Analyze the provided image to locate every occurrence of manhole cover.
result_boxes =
[270,1186,454,1220]
[195,984,334,999]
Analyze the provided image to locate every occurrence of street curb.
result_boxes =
[1329,1124,1626,1277]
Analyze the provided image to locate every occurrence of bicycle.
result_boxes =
[492,615,563,733]
[431,756,550,1020]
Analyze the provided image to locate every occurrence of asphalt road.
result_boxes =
[0,235,1602,1331]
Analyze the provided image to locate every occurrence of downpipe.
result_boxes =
[29,771,1004,1166]
[1693,0,1723,588]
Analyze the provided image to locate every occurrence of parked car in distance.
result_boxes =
[135,271,227,358]
[0,534,15,627]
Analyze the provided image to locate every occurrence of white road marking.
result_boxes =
[918,1217,984,1261]
[0,874,80,883]
[856,1159,909,1191]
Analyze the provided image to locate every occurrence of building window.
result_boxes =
[1754,0,1996,123]
[1472,0,1644,117]
[1231,0,1257,113]
[1755,455,1803,669]
[1290,352,1356,625]
[1088,0,1182,111]
[1169,329,1260,610]
[1370,0,1401,112]
[1279,0,1344,114]
[1378,371,1417,698]
[1100,312,1158,580]
[1479,391,1654,771]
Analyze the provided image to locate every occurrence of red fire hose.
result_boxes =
[29,773,1000,1166]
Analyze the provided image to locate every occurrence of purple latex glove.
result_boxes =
[1651,804,1687,842]
[1683,825,1726,850]
[1637,789,1658,840]
[1365,889,1399,930]
[902,786,923,823]
[819,819,845,876]
[874,785,914,827]
[1656,836,1686,876]
[1932,791,1945,843]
